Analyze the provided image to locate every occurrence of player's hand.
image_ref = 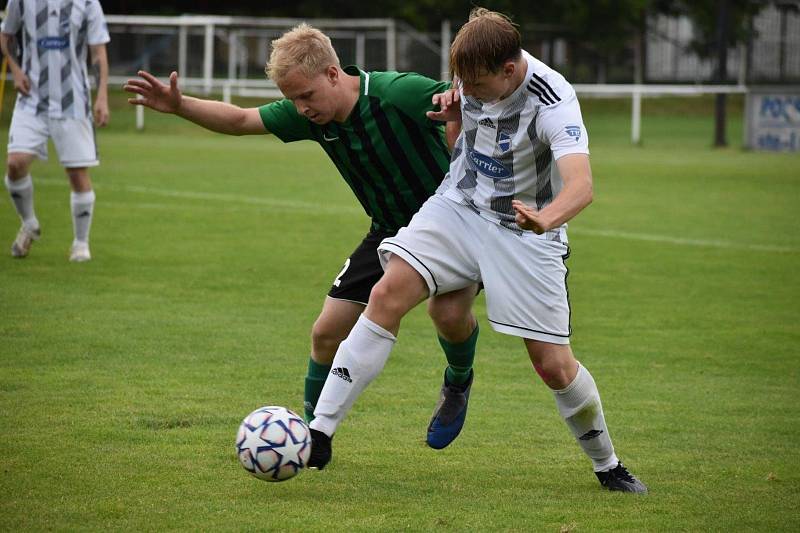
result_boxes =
[124,70,182,114]
[93,94,109,127]
[426,88,461,122]
[12,69,30,96]
[512,200,548,234]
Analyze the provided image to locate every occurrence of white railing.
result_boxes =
[116,74,750,145]
[105,14,402,95]
[573,84,749,144]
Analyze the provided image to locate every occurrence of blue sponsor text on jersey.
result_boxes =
[37,36,69,50]
[469,150,511,179]
[565,125,582,142]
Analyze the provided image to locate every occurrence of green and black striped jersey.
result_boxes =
[258,66,451,232]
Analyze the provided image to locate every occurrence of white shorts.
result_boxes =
[7,108,99,167]
[378,195,572,344]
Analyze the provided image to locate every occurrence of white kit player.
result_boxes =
[1,0,110,261]
[306,8,647,493]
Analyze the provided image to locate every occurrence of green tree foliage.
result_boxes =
[650,0,763,57]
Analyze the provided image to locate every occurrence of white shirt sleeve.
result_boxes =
[1,0,23,35]
[534,82,590,160]
[86,0,110,46]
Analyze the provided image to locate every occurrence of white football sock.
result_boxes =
[70,189,95,244]
[5,175,38,228]
[310,314,396,437]
[553,363,619,472]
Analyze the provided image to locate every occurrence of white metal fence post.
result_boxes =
[204,23,215,95]
[386,20,396,71]
[355,32,365,68]
[136,94,144,131]
[632,88,642,145]
[228,29,238,82]
[178,24,188,77]
[440,20,451,81]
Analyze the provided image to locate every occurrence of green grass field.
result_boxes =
[1,90,799,531]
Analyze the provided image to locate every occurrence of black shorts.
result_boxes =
[327,228,396,305]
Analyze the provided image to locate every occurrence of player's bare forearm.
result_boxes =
[0,33,24,77]
[90,44,109,98]
[539,154,593,227]
[2,33,31,95]
[512,154,593,233]
[90,44,110,126]
[446,120,462,152]
[176,97,266,136]
[1,34,19,69]
[125,70,266,135]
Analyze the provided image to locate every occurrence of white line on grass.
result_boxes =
[36,178,798,254]
[569,228,797,253]
[36,178,362,216]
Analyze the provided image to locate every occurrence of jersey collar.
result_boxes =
[343,65,370,97]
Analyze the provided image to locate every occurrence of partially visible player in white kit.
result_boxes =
[308,8,647,493]
[1,0,110,261]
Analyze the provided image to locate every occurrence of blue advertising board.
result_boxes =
[745,90,800,152]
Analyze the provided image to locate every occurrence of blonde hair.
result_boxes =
[450,8,522,84]
[266,23,340,82]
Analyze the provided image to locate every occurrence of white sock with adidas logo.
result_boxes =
[310,314,396,437]
[5,175,39,229]
[70,189,95,244]
[553,363,619,472]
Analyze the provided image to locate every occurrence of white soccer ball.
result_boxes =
[235,406,311,482]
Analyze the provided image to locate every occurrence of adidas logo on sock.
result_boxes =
[330,367,352,383]
[76,211,91,218]
[579,429,604,441]
[10,192,22,199]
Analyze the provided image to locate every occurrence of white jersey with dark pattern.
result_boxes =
[440,50,590,234]
[1,0,109,119]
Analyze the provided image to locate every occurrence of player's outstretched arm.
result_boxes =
[124,70,267,136]
[512,154,593,234]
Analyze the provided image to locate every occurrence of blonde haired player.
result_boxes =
[125,23,481,453]
[308,8,647,493]
[1,0,109,261]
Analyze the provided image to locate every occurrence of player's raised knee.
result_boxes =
[6,155,31,179]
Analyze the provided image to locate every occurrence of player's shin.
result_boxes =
[5,175,38,227]
[439,324,478,386]
[553,364,619,472]
[309,314,396,437]
[304,357,332,422]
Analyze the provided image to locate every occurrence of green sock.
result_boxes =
[304,357,331,422]
[439,325,479,386]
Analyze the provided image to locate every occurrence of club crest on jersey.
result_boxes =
[469,150,510,179]
[37,36,69,50]
[565,125,582,142]
[498,132,512,153]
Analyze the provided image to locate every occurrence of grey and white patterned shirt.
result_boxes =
[1,0,109,119]
[440,50,590,234]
